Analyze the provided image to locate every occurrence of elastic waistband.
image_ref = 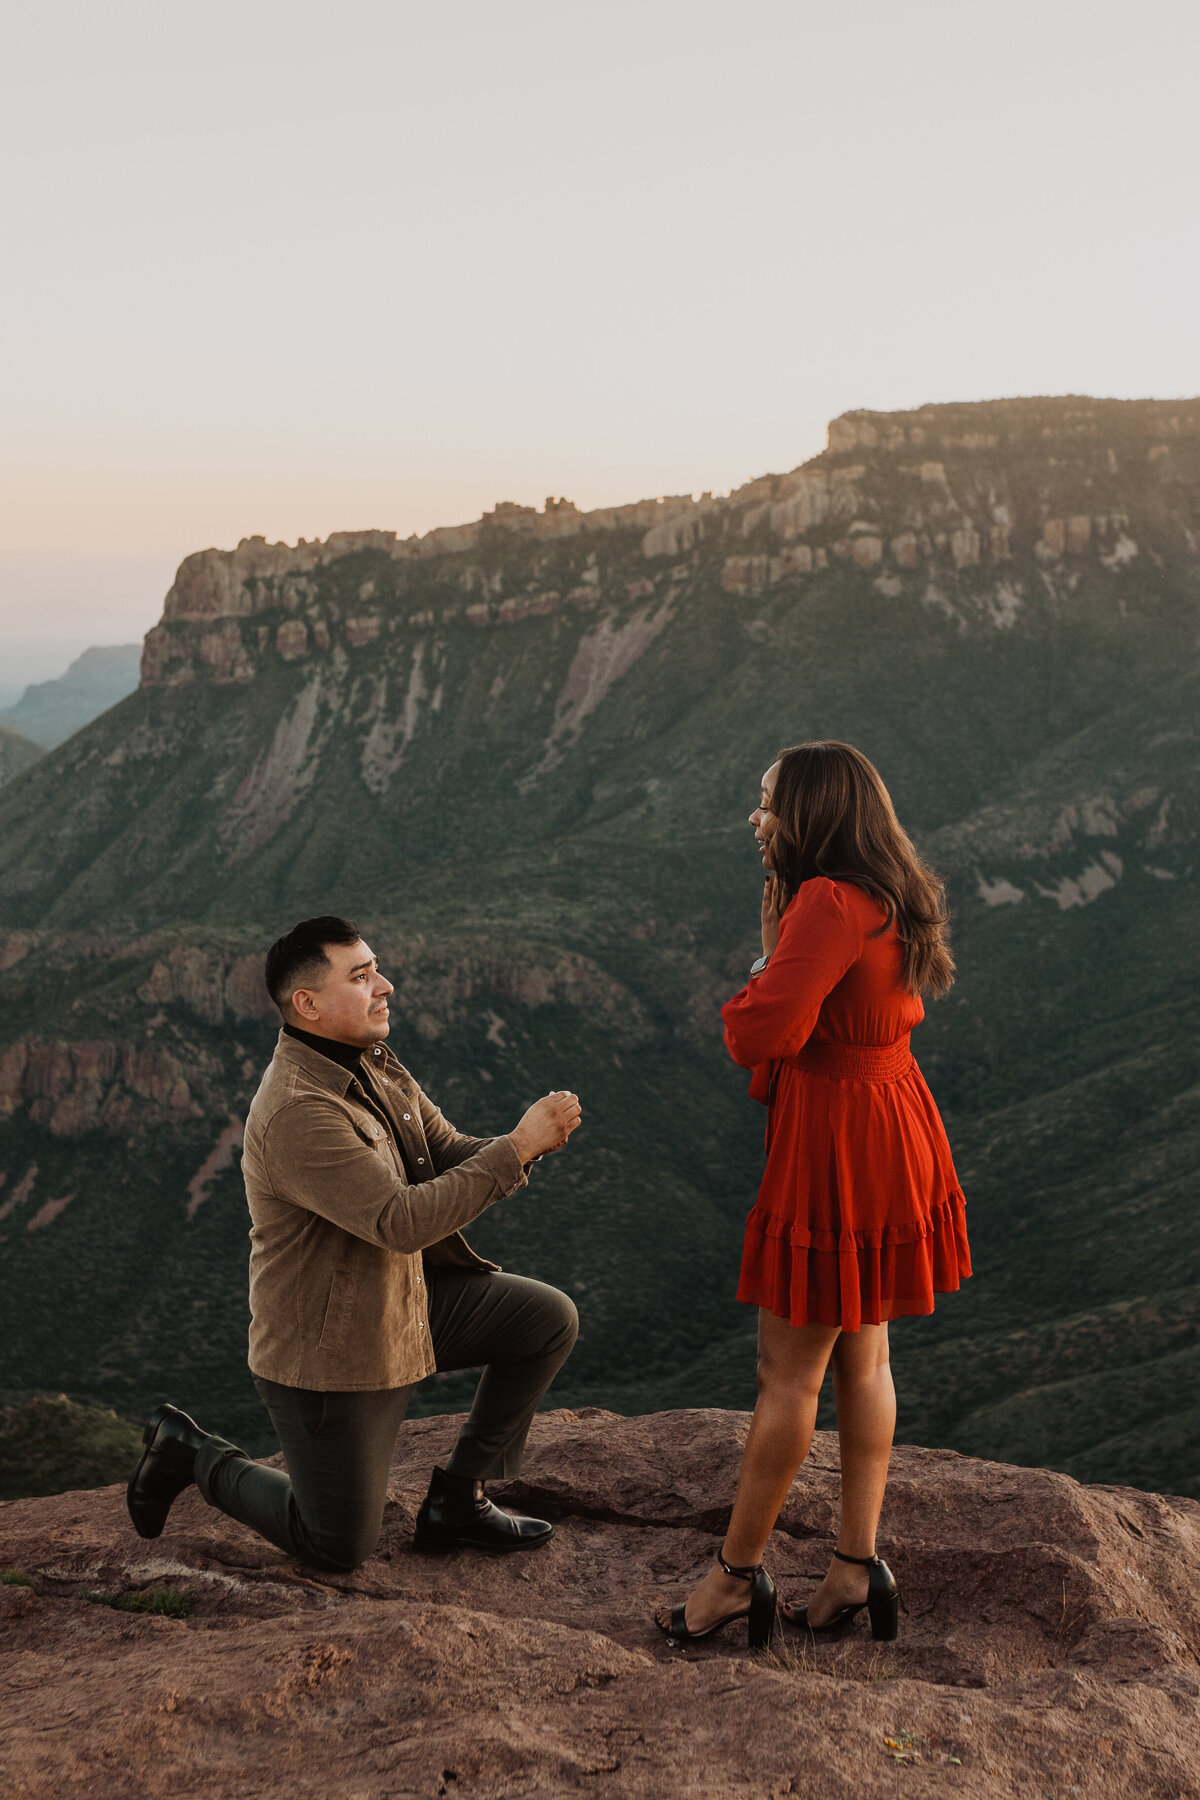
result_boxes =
[785,1035,914,1083]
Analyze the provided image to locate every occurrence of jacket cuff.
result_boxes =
[480,1134,529,1196]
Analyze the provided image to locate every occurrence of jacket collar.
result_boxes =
[283,1022,364,1073]
[274,1028,363,1097]
[273,1029,403,1097]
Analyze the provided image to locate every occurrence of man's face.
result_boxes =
[290,939,394,1046]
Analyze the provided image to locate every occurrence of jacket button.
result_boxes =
[403,1113,411,1121]
[417,1157,425,1165]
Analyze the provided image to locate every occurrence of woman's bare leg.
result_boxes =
[656,1311,840,1634]
[832,1321,894,1553]
[724,1313,842,1562]
[783,1321,896,1626]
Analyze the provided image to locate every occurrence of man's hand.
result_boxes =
[761,873,789,958]
[510,1090,582,1164]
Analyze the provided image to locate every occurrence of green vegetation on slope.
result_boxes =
[0,725,44,789]
[0,1395,145,1500]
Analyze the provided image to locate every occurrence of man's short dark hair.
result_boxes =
[265,916,361,1013]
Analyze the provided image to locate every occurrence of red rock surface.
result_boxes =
[3,1408,1199,1797]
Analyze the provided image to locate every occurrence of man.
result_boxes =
[127,915,581,1570]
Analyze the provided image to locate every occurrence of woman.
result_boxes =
[656,741,970,1650]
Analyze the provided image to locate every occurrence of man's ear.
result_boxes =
[290,987,321,1024]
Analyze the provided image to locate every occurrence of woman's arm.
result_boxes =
[721,877,863,1068]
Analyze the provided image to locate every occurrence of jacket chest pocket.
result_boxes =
[353,1112,411,1179]
[350,1110,390,1151]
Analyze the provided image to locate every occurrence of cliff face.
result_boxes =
[0,395,1198,1499]
[1,396,1195,938]
[3,1408,1200,1798]
[0,927,652,1139]
[140,395,1200,690]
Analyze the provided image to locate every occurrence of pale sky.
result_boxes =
[2,0,1197,697]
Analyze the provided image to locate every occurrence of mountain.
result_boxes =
[4,1408,1200,1799]
[0,727,43,788]
[0,394,1197,1495]
[0,644,142,749]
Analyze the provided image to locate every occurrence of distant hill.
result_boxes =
[0,395,1197,1497]
[0,726,43,788]
[0,644,141,749]
[0,1393,143,1500]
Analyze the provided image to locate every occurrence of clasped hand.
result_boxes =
[761,872,789,959]
[510,1090,582,1164]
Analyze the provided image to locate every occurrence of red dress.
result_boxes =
[723,877,971,1330]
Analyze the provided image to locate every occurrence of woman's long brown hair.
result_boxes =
[767,741,955,997]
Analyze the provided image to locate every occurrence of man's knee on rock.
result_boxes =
[302,1524,379,1573]
[549,1289,580,1352]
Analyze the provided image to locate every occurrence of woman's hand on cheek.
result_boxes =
[761,874,787,958]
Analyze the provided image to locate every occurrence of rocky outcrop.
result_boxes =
[373,937,652,1047]
[135,396,1200,689]
[0,1037,211,1136]
[932,775,1196,911]
[523,598,679,783]
[0,929,650,1147]
[135,943,273,1024]
[2,1408,1199,1797]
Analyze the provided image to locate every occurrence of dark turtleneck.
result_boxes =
[283,1023,365,1074]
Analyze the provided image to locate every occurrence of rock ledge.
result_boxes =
[3,1408,1199,1797]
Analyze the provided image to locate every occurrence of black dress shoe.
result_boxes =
[126,1402,211,1540]
[412,1464,553,1553]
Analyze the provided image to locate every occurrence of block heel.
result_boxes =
[659,1551,778,1651]
[865,1558,899,1641]
[783,1548,901,1642]
[746,1563,778,1649]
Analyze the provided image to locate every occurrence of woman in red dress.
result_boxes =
[656,741,970,1651]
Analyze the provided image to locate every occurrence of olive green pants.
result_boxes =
[193,1268,578,1571]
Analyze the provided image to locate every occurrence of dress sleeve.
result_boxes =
[721,878,864,1069]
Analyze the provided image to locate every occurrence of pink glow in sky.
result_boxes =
[2,0,1197,692]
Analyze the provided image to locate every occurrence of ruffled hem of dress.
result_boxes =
[740,1185,968,1254]
[736,1187,971,1331]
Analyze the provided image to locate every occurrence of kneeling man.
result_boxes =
[127,916,581,1570]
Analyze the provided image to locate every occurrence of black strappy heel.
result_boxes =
[658,1551,778,1651]
[784,1549,900,1642]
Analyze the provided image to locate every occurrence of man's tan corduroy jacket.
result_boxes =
[242,1032,528,1390]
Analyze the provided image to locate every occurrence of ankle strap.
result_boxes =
[717,1550,762,1581]
[833,1549,880,1566]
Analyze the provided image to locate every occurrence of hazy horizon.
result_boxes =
[3,0,1197,691]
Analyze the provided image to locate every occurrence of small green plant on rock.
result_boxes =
[87,1586,194,1619]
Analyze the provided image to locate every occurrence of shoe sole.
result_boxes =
[412,1526,554,1555]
